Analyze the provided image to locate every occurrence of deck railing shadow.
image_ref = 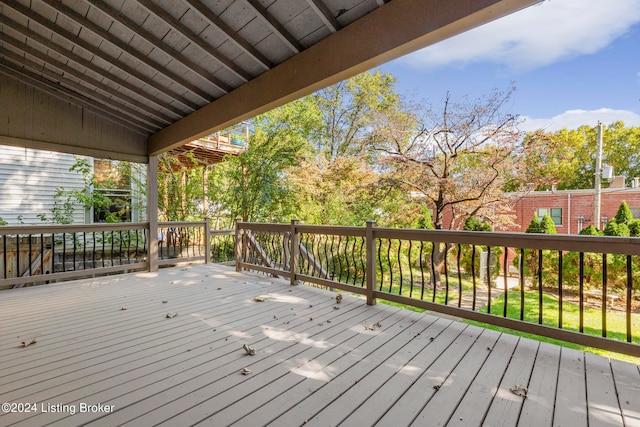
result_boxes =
[236,220,640,357]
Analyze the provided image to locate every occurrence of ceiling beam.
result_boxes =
[85,0,232,95]
[148,0,542,155]
[184,0,274,71]
[136,0,252,83]
[305,0,340,33]
[243,0,303,54]
[4,0,201,112]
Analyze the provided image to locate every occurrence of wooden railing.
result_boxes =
[0,221,234,289]
[235,220,640,357]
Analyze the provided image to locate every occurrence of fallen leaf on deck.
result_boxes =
[510,384,528,398]
[162,300,168,304]
[120,306,127,311]
[336,294,343,304]
[243,344,256,355]
[374,321,382,328]
[166,312,178,318]
[22,338,37,347]
[241,368,252,376]
[365,324,376,331]
[254,297,265,302]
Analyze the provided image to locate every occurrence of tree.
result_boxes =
[207,99,318,224]
[520,122,640,190]
[372,84,524,231]
[287,70,408,226]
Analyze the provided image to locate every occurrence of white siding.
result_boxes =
[0,145,87,225]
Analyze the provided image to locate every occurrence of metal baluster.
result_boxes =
[558,251,563,329]
[520,248,525,321]
[486,246,492,314]
[28,233,32,276]
[503,246,508,318]
[457,244,462,308]
[602,253,607,337]
[579,252,584,333]
[408,240,414,298]
[626,255,632,343]
[471,245,477,310]
[431,242,436,303]
[358,237,366,287]
[397,239,403,295]
[387,239,393,293]
[538,249,543,324]
[377,238,384,291]
[419,241,425,300]
[443,243,449,305]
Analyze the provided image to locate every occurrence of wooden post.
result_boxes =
[235,217,242,272]
[366,220,377,305]
[204,217,211,264]
[147,155,159,272]
[290,219,299,286]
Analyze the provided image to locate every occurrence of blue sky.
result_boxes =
[378,0,640,132]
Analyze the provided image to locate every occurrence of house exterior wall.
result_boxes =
[502,188,640,234]
[0,145,87,225]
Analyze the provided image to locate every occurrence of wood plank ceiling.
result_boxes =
[0,0,541,160]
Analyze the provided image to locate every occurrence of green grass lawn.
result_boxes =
[377,283,639,364]
[473,289,640,364]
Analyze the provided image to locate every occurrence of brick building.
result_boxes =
[504,179,640,234]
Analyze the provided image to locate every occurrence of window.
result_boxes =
[537,208,563,225]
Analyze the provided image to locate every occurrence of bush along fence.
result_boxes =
[235,220,640,357]
[0,220,235,289]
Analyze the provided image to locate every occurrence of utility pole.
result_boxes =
[594,122,603,229]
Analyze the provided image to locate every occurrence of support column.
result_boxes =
[148,155,159,272]
[366,220,377,305]
[290,219,299,286]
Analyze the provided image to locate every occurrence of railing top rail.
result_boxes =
[296,224,366,237]
[159,220,207,228]
[374,227,640,255]
[238,222,290,233]
[0,222,150,234]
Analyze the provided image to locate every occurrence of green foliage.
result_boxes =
[539,214,557,234]
[463,217,492,232]
[416,205,435,230]
[39,157,126,224]
[520,122,640,191]
[525,213,541,233]
[604,221,629,237]
[579,225,603,236]
[613,200,634,224]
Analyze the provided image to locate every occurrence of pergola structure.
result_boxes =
[0,0,541,269]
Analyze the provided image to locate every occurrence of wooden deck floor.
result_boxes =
[1,264,639,427]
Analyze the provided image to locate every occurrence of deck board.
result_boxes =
[0,264,637,427]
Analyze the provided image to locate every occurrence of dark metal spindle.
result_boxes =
[503,246,508,318]
[538,249,543,324]
[579,252,584,333]
[486,246,492,314]
[457,244,462,308]
[627,255,633,343]
[431,242,436,303]
[602,253,607,337]
[519,248,525,321]
[419,241,425,300]
[443,244,449,305]
[408,240,414,298]
[387,239,393,293]
[558,251,563,329]
[397,240,403,295]
[28,233,33,276]
[471,245,477,310]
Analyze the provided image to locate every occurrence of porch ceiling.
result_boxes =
[0,0,540,160]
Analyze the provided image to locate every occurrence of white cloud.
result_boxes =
[403,0,640,71]
[519,108,640,132]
